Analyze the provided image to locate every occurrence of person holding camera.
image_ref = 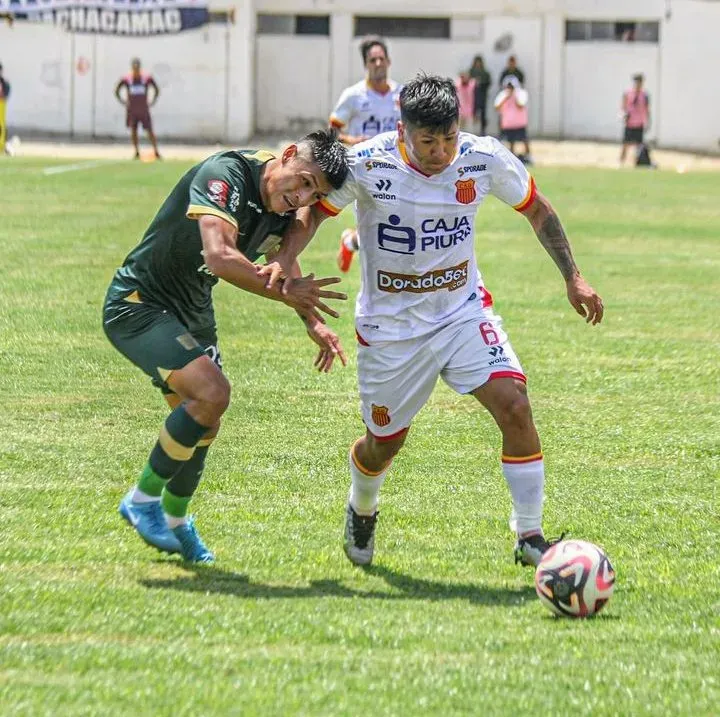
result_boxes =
[494,75,532,164]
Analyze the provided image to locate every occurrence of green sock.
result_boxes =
[161,488,192,518]
[137,463,168,497]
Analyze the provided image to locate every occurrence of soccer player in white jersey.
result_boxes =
[330,36,402,274]
[259,74,604,569]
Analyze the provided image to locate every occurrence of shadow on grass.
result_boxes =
[139,563,535,606]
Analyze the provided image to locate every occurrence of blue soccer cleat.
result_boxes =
[173,517,215,564]
[119,490,182,554]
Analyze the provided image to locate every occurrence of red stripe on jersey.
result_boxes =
[317,200,340,217]
[480,286,494,308]
[488,370,527,384]
[398,141,432,177]
[514,177,537,212]
[329,117,345,129]
[355,330,370,346]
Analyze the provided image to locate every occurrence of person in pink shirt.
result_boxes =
[494,75,532,164]
[620,73,650,165]
[455,71,477,131]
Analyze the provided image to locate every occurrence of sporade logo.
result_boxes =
[457,164,487,176]
[365,160,397,171]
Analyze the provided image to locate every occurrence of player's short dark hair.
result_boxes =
[400,73,459,134]
[299,129,349,190]
[360,36,388,64]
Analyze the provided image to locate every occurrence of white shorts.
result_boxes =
[357,308,525,439]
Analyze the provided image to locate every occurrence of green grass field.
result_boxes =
[1,156,718,716]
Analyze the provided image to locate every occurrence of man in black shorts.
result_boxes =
[104,130,349,563]
[494,76,533,164]
[620,73,650,166]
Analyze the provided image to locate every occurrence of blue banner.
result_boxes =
[1,0,209,34]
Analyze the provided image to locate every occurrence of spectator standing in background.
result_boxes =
[619,73,650,166]
[469,55,491,135]
[494,76,532,164]
[455,71,476,131]
[498,55,525,87]
[115,58,161,160]
[0,62,11,155]
[330,36,402,273]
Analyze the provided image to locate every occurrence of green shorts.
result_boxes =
[103,290,221,394]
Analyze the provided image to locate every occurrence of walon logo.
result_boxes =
[375,179,392,191]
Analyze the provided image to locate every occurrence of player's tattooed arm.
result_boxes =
[536,211,578,281]
[521,189,604,325]
[522,191,578,281]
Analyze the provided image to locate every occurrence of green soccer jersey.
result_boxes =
[108,149,293,333]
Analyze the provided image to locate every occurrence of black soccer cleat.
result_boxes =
[514,532,566,568]
[343,504,378,566]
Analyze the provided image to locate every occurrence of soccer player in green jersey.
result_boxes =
[104,130,349,563]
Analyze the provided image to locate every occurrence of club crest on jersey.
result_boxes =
[207,179,229,208]
[455,179,477,205]
[371,404,391,427]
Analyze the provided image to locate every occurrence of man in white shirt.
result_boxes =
[260,74,604,570]
[329,36,402,273]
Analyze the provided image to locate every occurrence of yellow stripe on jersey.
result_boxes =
[243,150,275,163]
[513,176,537,212]
[397,140,411,166]
[186,204,239,229]
[318,198,341,216]
[157,367,174,382]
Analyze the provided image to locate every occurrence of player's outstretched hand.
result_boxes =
[282,273,347,324]
[567,275,604,325]
[305,320,348,373]
[257,260,288,292]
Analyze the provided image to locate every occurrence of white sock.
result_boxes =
[349,444,389,515]
[165,514,188,529]
[501,454,544,537]
[131,488,161,504]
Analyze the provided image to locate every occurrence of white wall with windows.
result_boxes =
[0,0,718,151]
[254,0,720,152]
[0,0,254,142]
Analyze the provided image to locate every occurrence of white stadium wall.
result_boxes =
[0,0,718,151]
[0,23,74,134]
[657,0,720,152]
[254,35,332,133]
[0,0,254,143]
[562,43,660,142]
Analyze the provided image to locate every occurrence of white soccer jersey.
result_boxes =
[318,132,536,342]
[329,80,402,139]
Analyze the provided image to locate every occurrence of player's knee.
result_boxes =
[498,390,533,433]
[367,428,408,462]
[204,420,222,441]
[201,377,231,419]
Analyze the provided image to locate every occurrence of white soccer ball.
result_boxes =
[534,540,615,618]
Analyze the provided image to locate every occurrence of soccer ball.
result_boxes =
[534,540,615,618]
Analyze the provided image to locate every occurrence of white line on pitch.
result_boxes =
[42,159,124,176]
